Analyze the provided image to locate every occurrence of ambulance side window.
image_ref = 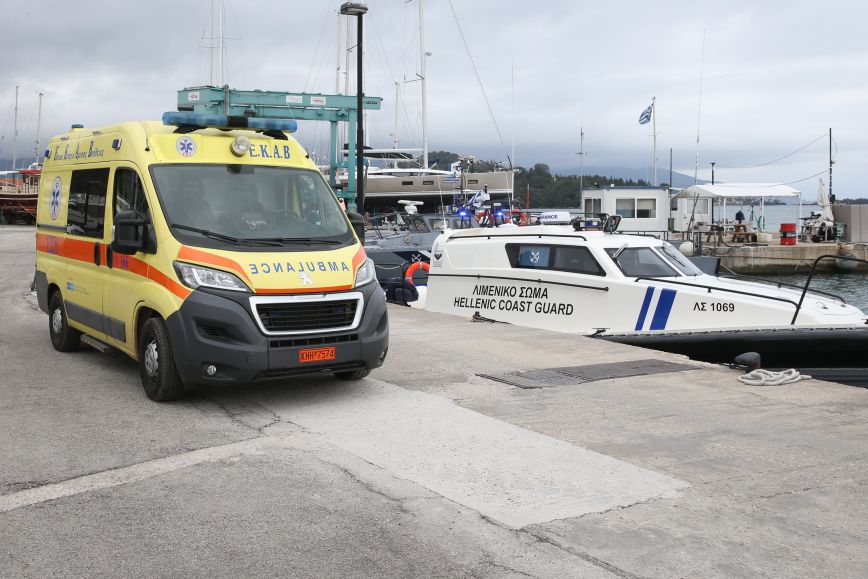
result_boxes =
[113,168,149,220]
[66,168,109,238]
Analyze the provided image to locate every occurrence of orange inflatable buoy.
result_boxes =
[404,261,430,282]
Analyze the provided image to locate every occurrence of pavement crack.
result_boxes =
[524,528,645,579]
[321,459,417,516]
[483,557,535,578]
[757,485,819,499]
[3,480,52,494]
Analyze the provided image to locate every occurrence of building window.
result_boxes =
[636,198,656,218]
[584,198,601,215]
[615,199,635,218]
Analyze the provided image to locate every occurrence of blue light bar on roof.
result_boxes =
[161,112,297,133]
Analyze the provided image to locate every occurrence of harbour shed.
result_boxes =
[673,183,801,232]
[581,186,669,234]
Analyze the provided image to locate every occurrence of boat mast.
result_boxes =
[34,91,43,165]
[418,0,429,169]
[335,10,342,94]
[393,81,400,168]
[12,83,19,172]
[828,127,833,201]
[652,96,657,187]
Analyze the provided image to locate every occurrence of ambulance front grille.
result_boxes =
[255,299,359,333]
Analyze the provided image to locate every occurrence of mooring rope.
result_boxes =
[738,368,811,386]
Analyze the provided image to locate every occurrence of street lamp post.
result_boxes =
[340,1,368,213]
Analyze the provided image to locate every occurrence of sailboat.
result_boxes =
[0,87,41,224]
[335,0,512,210]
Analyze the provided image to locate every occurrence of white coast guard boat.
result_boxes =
[424,213,868,369]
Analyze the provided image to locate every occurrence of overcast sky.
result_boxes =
[2,0,866,198]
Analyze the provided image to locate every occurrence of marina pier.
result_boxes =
[2,224,867,577]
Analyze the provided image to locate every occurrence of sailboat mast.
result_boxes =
[393,81,400,168]
[652,96,657,187]
[12,83,19,171]
[579,126,584,200]
[828,127,833,201]
[335,10,342,94]
[34,92,43,165]
[418,0,429,169]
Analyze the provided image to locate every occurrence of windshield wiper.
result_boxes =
[171,224,281,247]
[252,237,343,245]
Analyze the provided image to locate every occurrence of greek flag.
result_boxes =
[638,104,653,125]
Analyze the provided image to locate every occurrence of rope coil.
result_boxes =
[738,368,811,386]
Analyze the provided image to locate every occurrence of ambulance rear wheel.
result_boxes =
[48,291,81,352]
[138,317,185,402]
[334,368,371,380]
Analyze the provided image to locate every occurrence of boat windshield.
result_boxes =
[605,247,679,277]
[658,244,703,276]
[150,164,353,250]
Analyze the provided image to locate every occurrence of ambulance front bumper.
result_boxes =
[164,282,388,386]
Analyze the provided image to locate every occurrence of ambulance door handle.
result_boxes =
[106,245,113,269]
[93,243,101,267]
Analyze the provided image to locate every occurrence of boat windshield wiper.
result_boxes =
[171,224,281,247]
[611,243,628,261]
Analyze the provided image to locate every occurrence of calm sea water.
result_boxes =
[758,272,868,313]
[716,203,820,233]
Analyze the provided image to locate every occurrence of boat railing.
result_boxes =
[718,268,847,304]
[632,276,801,310]
[445,233,588,242]
[791,254,868,324]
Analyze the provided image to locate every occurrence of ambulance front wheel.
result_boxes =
[138,317,185,402]
[48,291,81,352]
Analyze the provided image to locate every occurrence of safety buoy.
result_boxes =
[404,261,430,282]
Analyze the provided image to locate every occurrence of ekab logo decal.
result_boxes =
[176,136,197,157]
[299,272,313,286]
[49,176,62,220]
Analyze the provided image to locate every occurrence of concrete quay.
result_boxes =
[718,241,868,274]
[2,225,867,578]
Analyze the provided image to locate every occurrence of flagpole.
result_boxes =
[652,96,657,187]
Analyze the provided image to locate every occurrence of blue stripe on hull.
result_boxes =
[635,287,655,331]
[650,288,677,330]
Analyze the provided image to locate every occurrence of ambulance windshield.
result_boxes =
[151,165,353,249]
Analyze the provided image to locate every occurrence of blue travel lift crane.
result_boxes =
[175,86,382,211]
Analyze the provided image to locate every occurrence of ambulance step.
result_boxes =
[81,334,112,353]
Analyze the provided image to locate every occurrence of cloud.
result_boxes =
[1,0,865,196]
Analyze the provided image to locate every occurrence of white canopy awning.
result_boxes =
[673,183,801,199]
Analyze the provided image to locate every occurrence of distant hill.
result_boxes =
[552,165,705,189]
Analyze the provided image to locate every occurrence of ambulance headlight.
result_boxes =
[230,135,250,157]
[174,261,250,293]
[354,258,376,288]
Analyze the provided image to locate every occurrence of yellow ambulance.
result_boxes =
[35,113,388,401]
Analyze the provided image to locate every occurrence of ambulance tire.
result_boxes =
[48,291,81,352]
[334,368,371,381]
[138,317,185,402]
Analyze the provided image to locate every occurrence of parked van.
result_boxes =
[35,113,388,401]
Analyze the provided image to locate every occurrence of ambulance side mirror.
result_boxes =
[347,212,366,243]
[111,210,147,255]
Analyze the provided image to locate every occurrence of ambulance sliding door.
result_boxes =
[63,168,110,340]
